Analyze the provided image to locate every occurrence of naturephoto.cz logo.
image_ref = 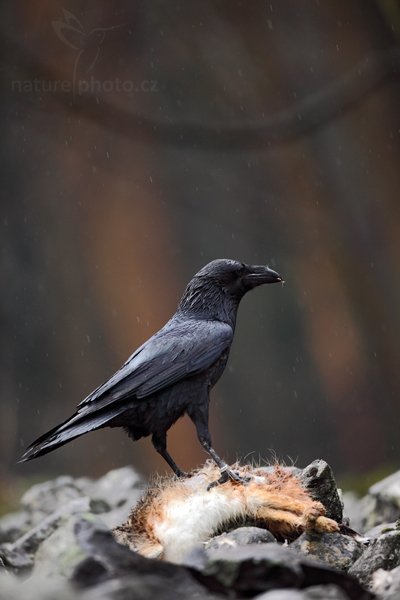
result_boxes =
[12,9,159,96]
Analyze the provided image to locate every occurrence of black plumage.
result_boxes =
[20,259,283,483]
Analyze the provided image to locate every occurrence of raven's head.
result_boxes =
[195,259,283,295]
[179,259,283,323]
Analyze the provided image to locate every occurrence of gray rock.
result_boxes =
[0,511,32,544]
[185,542,372,599]
[81,574,218,600]
[0,544,33,572]
[254,590,306,599]
[349,528,400,587]
[33,513,107,580]
[19,467,142,524]
[369,471,400,504]
[0,467,143,578]
[364,520,399,539]
[77,466,143,529]
[362,470,400,530]
[72,516,219,599]
[204,526,276,552]
[342,492,365,533]
[304,584,351,599]
[0,512,220,600]
[371,565,400,599]
[0,571,76,600]
[0,497,90,571]
[186,543,303,595]
[21,476,86,522]
[79,467,142,508]
[291,532,363,572]
[356,496,377,533]
[298,460,343,522]
[254,586,350,599]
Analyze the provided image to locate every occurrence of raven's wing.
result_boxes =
[19,318,233,462]
[76,317,233,417]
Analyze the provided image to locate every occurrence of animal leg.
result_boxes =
[255,506,306,539]
[256,503,339,538]
[151,432,187,478]
[302,504,339,533]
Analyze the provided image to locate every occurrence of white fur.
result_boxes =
[153,485,248,563]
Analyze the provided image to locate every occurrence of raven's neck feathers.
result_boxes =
[177,278,240,327]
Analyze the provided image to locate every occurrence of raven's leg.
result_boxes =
[187,404,249,489]
[151,432,187,478]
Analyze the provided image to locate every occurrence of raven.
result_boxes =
[20,259,283,484]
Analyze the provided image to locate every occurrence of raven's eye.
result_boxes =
[235,264,246,277]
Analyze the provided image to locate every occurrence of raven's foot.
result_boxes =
[174,469,192,479]
[207,466,250,490]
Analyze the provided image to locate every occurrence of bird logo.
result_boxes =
[52,9,122,92]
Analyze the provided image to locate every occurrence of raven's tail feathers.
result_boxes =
[19,404,129,463]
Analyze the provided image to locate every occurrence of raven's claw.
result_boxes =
[175,470,192,479]
[207,468,250,490]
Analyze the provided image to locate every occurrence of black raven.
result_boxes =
[20,259,283,484]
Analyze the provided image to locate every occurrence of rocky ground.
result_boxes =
[0,460,400,599]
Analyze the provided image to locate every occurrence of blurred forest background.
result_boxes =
[1,1,400,509]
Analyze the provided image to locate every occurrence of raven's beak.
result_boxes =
[245,265,284,286]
